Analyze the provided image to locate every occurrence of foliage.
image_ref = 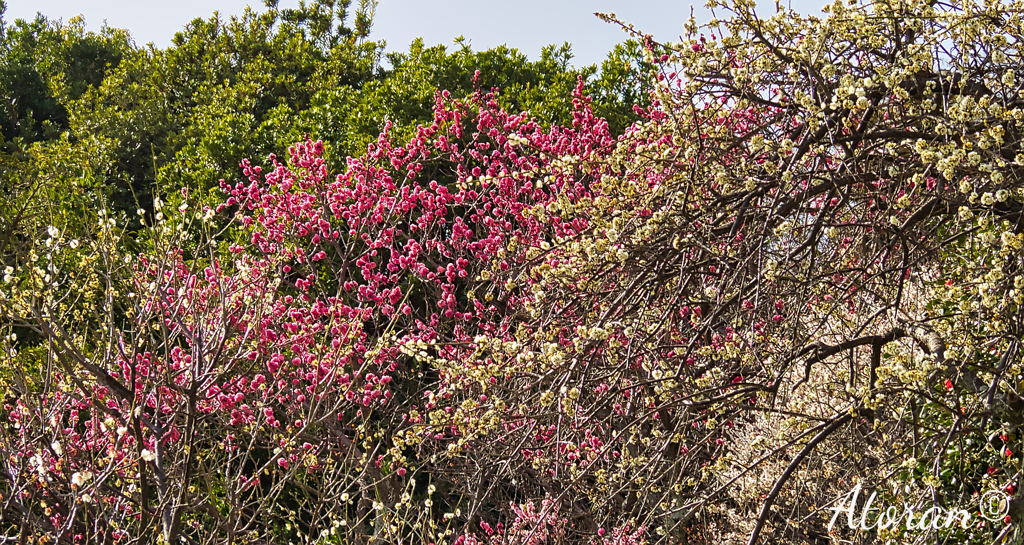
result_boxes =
[0,0,648,237]
[0,1,651,543]
[0,1,131,145]
[0,86,624,543]
[14,0,1024,543]
[0,1,132,276]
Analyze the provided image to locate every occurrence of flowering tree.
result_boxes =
[0,81,620,543]
[5,0,1024,543]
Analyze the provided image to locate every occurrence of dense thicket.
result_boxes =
[7,0,1024,544]
[0,1,656,543]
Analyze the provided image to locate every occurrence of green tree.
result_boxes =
[0,1,130,144]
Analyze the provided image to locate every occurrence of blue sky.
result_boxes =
[3,0,829,67]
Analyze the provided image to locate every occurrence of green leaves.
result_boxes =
[0,11,129,144]
[2,0,648,246]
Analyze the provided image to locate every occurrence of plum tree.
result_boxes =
[5,0,1024,543]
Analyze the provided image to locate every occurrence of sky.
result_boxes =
[2,0,829,67]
